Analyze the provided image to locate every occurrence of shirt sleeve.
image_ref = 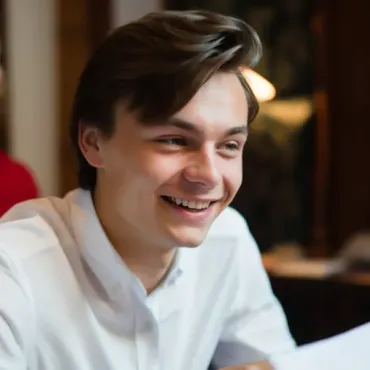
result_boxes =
[211,216,296,368]
[0,248,35,369]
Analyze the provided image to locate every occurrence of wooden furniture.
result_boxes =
[270,272,370,345]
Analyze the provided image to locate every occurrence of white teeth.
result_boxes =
[170,197,211,210]
[195,202,205,209]
[188,201,196,209]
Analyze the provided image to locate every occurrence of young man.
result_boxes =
[0,10,294,370]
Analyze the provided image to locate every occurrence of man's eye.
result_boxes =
[157,137,187,146]
[218,141,243,158]
[223,141,240,151]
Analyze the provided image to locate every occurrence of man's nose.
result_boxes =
[182,148,221,189]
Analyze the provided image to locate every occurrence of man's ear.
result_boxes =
[78,122,104,168]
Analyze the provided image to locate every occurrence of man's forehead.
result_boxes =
[175,73,248,123]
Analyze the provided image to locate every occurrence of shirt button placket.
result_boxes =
[135,303,160,370]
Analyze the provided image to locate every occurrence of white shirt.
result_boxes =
[0,189,295,370]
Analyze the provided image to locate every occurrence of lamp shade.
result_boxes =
[241,68,276,102]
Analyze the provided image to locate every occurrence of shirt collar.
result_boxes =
[69,189,193,299]
[69,189,133,299]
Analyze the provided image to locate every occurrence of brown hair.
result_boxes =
[70,10,262,190]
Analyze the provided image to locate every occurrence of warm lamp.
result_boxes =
[240,68,276,102]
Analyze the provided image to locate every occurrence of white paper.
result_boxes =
[270,322,370,370]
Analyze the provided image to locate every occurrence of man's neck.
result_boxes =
[119,250,176,294]
[93,189,176,294]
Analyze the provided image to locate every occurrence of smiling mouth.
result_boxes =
[161,196,216,212]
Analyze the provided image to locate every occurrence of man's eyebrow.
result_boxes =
[226,125,248,137]
[162,117,248,137]
[164,117,201,134]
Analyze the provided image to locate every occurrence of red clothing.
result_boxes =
[0,150,39,216]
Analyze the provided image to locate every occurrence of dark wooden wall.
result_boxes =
[57,0,110,195]
[314,0,370,253]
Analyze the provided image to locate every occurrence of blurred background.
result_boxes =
[1,0,370,347]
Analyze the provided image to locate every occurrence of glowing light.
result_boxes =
[241,68,276,102]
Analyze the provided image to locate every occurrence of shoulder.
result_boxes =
[0,214,59,262]
[0,194,75,263]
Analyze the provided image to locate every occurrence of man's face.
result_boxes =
[82,72,248,249]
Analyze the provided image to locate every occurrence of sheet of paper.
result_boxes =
[270,322,370,370]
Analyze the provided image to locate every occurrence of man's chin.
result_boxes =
[167,225,211,248]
